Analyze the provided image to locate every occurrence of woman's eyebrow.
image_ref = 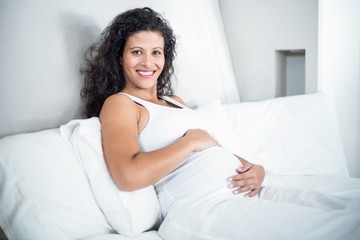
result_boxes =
[129,46,143,50]
[128,46,164,51]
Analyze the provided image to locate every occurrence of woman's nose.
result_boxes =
[141,62,154,68]
[141,55,154,68]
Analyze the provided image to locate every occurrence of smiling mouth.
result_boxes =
[137,70,155,76]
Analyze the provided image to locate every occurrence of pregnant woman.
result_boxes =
[81,7,360,239]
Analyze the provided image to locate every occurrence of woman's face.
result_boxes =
[122,31,165,91]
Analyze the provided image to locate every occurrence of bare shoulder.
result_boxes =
[100,94,138,120]
[102,93,138,110]
[169,95,189,107]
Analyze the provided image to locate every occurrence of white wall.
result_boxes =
[318,0,360,177]
[219,0,318,101]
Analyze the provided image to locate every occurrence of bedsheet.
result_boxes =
[262,174,360,211]
[85,175,360,240]
[158,174,360,240]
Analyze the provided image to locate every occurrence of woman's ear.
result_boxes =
[119,57,123,65]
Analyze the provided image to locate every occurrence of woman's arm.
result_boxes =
[100,94,219,191]
[228,155,265,197]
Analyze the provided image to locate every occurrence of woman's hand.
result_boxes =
[228,156,265,197]
[183,129,220,152]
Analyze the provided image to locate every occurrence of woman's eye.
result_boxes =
[132,50,142,55]
[153,50,162,55]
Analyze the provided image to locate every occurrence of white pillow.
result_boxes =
[0,129,113,240]
[223,92,349,176]
[60,118,162,237]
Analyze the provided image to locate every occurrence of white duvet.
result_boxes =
[157,174,360,240]
[76,175,360,240]
[85,172,360,240]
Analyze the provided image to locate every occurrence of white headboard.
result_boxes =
[0,0,239,138]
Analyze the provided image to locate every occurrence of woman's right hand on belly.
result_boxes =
[183,129,220,152]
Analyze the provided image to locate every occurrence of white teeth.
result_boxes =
[137,71,153,76]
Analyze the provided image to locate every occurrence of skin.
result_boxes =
[100,31,264,197]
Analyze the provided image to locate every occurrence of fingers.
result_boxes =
[245,187,261,197]
[236,164,251,173]
[227,166,262,197]
[228,175,256,190]
[230,169,258,185]
[231,169,253,181]
[228,184,261,197]
[228,178,258,194]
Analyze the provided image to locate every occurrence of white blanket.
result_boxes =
[159,174,360,240]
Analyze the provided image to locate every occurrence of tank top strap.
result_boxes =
[118,92,188,109]
[160,96,189,109]
[118,92,149,106]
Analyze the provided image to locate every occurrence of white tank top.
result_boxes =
[119,92,204,152]
[119,93,242,217]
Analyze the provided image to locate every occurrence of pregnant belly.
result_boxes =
[155,146,242,214]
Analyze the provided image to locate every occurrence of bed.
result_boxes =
[0,0,359,239]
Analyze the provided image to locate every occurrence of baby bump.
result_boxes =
[155,146,242,213]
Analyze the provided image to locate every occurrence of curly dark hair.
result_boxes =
[80,7,177,118]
